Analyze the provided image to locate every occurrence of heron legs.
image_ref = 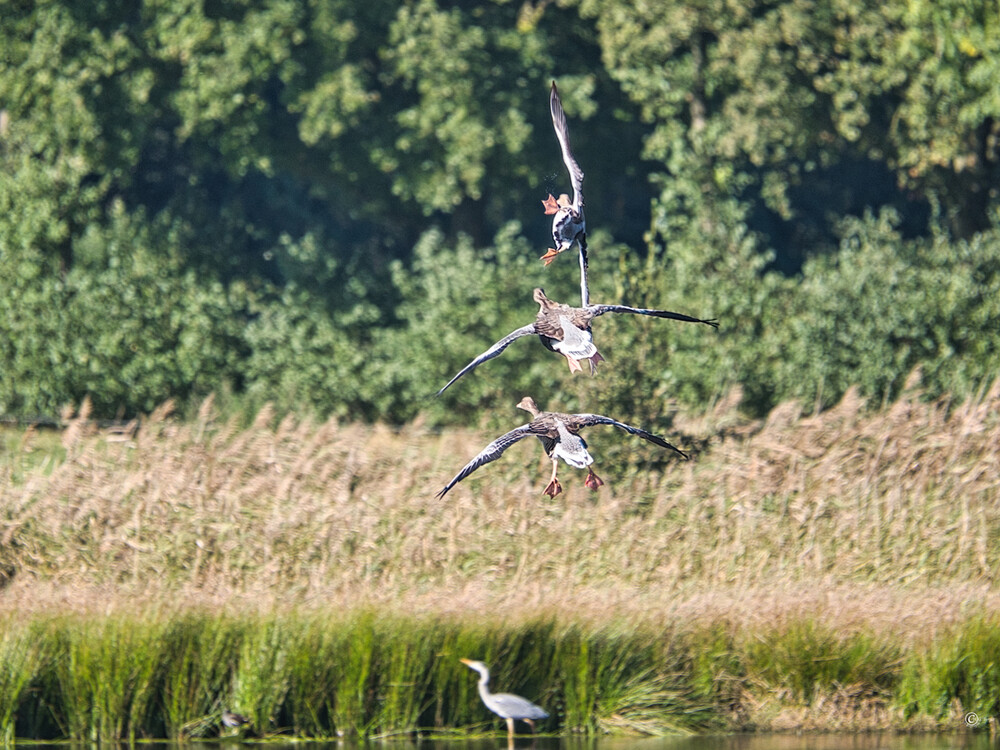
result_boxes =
[503,717,537,740]
[542,458,563,497]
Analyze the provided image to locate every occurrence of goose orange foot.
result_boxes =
[542,194,560,215]
[587,351,606,373]
[565,355,583,374]
[584,469,604,491]
[540,247,560,265]
[543,477,563,497]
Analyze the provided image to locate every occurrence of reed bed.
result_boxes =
[1,376,999,738]
[0,611,998,740]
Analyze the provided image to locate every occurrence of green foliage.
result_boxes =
[2,0,1000,422]
[0,202,250,417]
[774,210,1000,409]
[8,610,1000,739]
[49,615,169,742]
[740,621,899,703]
[898,617,1000,722]
[241,284,374,420]
[0,621,48,742]
[368,223,581,425]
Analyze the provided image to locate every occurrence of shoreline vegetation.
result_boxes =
[2,376,999,741]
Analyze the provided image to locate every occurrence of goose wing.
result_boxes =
[550,81,584,210]
[570,414,689,459]
[436,424,534,498]
[588,304,718,328]
[436,324,538,396]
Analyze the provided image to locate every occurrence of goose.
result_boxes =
[541,81,586,271]
[436,396,687,498]
[436,288,717,396]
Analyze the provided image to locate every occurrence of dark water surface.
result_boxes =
[16,735,991,750]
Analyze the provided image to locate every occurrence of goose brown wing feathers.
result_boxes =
[436,324,538,396]
[436,424,534,498]
[568,414,689,459]
[587,304,718,328]
[550,82,584,209]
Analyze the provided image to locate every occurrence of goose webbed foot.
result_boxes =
[542,193,560,215]
[543,477,563,497]
[540,247,560,265]
[587,351,605,374]
[584,468,604,491]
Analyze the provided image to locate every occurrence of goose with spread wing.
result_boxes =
[541,81,586,269]
[436,288,717,396]
[436,396,688,498]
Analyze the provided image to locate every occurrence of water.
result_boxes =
[16,735,985,750]
[418,737,992,750]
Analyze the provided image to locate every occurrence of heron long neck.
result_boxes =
[476,670,492,700]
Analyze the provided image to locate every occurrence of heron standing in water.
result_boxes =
[460,658,549,739]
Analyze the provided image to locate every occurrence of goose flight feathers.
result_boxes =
[436,396,687,498]
[541,82,587,266]
[435,289,716,396]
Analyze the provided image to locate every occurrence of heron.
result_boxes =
[460,658,549,740]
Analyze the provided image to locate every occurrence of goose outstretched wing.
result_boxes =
[570,414,689,459]
[436,424,534,498]
[436,324,538,396]
[550,82,584,210]
[587,304,718,328]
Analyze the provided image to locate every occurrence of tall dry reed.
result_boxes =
[2,375,998,631]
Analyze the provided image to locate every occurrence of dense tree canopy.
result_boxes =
[1,0,998,424]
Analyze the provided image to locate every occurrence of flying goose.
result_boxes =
[436,396,688,498]
[541,81,586,270]
[436,288,717,396]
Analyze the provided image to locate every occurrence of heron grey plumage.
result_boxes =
[460,658,548,739]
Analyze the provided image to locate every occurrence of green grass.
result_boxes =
[1,611,999,740]
[2,383,1000,738]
